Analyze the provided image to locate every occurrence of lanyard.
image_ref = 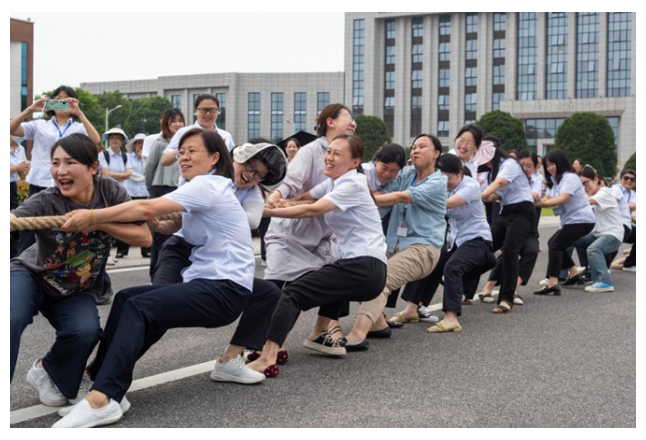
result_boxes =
[52,119,72,138]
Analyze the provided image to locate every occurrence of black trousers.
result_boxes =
[266,256,387,346]
[148,186,177,281]
[10,182,19,259]
[87,279,251,402]
[491,202,536,307]
[152,234,281,350]
[488,234,540,286]
[401,239,496,316]
[259,217,271,261]
[546,223,595,278]
[605,225,636,268]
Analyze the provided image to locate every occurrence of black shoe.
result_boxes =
[96,287,114,305]
[533,285,561,296]
[341,338,369,352]
[562,274,585,287]
[386,320,404,329]
[367,327,392,339]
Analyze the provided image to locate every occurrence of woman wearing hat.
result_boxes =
[116,134,151,258]
[10,85,102,255]
[98,127,131,184]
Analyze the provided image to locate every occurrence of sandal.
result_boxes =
[492,304,514,314]
[263,364,279,378]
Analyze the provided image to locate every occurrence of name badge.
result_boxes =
[397,227,408,237]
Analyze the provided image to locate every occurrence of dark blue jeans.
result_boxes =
[10,270,102,398]
[87,279,251,402]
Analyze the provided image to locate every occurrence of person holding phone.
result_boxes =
[10,85,101,255]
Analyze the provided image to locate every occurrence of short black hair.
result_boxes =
[455,124,483,148]
[45,85,80,121]
[178,128,233,180]
[50,133,98,168]
[373,143,406,169]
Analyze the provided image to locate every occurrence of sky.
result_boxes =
[10,12,346,95]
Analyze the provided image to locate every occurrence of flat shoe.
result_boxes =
[367,327,392,339]
[427,320,462,333]
[341,338,369,352]
[263,365,279,378]
[389,312,419,323]
[479,293,495,303]
[533,285,561,296]
[387,320,404,329]
[513,295,524,306]
[492,305,514,314]
[461,299,472,305]
[277,349,289,365]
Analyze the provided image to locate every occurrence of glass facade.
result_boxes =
[493,13,506,111]
[546,13,568,99]
[294,92,307,132]
[439,42,451,62]
[493,38,506,58]
[271,93,284,142]
[439,14,451,35]
[171,95,181,109]
[412,44,423,63]
[385,71,395,90]
[317,92,330,115]
[493,92,505,111]
[517,12,537,100]
[576,12,599,98]
[215,93,226,130]
[412,17,424,38]
[437,14,451,137]
[466,67,478,87]
[411,70,423,89]
[21,42,28,111]
[437,120,449,138]
[465,93,477,112]
[607,12,632,97]
[493,13,507,32]
[439,68,450,88]
[386,19,396,39]
[438,95,449,111]
[384,19,396,136]
[466,13,478,34]
[493,65,505,86]
[466,40,478,60]
[352,19,365,114]
[247,93,260,140]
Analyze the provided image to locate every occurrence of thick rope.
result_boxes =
[10,200,314,232]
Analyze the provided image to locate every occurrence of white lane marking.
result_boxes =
[106,266,149,274]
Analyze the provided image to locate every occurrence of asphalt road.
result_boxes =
[10,225,636,428]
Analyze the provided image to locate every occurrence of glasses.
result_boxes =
[622,176,636,182]
[338,112,355,123]
[176,148,208,159]
[244,161,266,182]
[581,179,593,188]
[197,107,219,115]
[455,138,475,149]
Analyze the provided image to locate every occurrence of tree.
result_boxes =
[554,112,617,178]
[476,110,528,151]
[96,91,131,132]
[624,151,636,172]
[125,96,173,136]
[354,115,392,161]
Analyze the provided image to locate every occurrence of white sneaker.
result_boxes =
[539,278,549,287]
[52,398,122,428]
[68,374,92,405]
[59,396,131,418]
[26,359,67,407]
[623,265,636,272]
[211,355,266,384]
[417,306,440,323]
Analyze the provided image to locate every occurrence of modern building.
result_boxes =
[344,12,636,164]
[81,72,344,145]
[10,17,34,118]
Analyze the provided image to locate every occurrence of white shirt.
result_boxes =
[446,175,492,248]
[233,184,265,230]
[123,152,148,198]
[362,161,393,219]
[98,149,132,186]
[10,145,27,183]
[21,118,88,187]
[310,170,387,264]
[164,175,255,291]
[495,158,534,206]
[142,131,163,160]
[530,172,544,198]
[590,187,624,242]
[448,148,478,177]
[551,172,596,226]
[163,123,235,154]
[611,183,636,229]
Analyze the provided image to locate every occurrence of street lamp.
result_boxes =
[104,105,123,148]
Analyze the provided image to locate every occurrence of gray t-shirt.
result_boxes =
[11,176,135,299]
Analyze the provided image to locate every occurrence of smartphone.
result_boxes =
[44,99,70,111]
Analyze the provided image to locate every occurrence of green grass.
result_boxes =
[541,207,555,216]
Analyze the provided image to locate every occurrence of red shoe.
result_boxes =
[277,349,289,365]
[263,364,279,378]
[246,351,261,363]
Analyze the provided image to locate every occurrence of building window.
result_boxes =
[606,116,619,143]
[215,93,226,130]
[576,12,599,98]
[171,95,181,109]
[439,15,451,36]
[439,42,451,62]
[465,93,477,112]
[248,93,260,140]
[493,38,506,59]
[352,19,365,114]
[294,92,307,133]
[412,17,424,38]
[411,70,423,89]
[439,68,450,88]
[494,13,507,32]
[384,96,395,137]
[493,65,505,86]
[546,13,568,99]
[438,94,449,111]
[466,40,478,60]
[466,67,478,87]
[411,95,422,137]
[412,44,423,63]
[493,92,505,110]
[271,93,284,143]
[466,13,478,34]
[517,12,538,100]
[386,19,396,39]
[607,12,631,97]
[21,42,28,111]
[385,71,395,90]
[437,120,450,137]
[386,45,396,65]
[525,118,566,147]
[317,92,330,116]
